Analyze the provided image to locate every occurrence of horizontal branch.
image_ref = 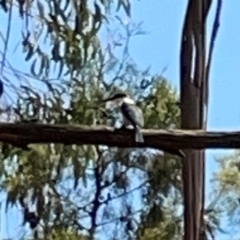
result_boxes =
[0,122,239,156]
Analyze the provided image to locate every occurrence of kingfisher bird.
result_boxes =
[102,91,185,157]
[102,92,144,143]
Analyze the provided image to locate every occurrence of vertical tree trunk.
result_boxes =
[180,0,208,239]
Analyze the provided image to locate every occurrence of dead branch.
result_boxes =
[0,122,239,151]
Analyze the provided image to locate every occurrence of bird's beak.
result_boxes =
[101,97,113,103]
[101,97,116,110]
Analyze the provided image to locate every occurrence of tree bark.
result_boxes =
[180,0,211,239]
[0,123,239,150]
[0,123,240,149]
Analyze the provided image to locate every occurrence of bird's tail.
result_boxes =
[135,126,144,143]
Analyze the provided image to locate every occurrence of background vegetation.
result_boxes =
[0,0,238,239]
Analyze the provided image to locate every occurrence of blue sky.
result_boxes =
[0,0,240,239]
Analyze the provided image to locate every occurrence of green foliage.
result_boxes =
[211,151,240,237]
[0,0,132,79]
[138,199,182,240]
[142,79,180,129]
[0,1,186,240]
